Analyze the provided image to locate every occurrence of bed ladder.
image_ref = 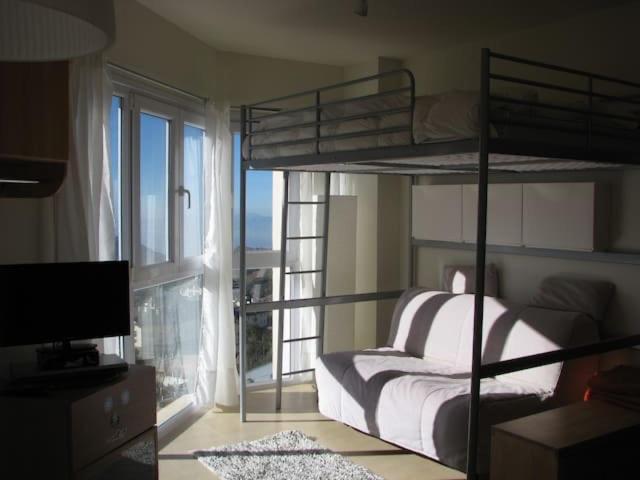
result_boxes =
[275,171,331,411]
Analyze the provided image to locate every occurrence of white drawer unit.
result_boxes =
[462,183,523,246]
[412,184,463,242]
[522,182,610,251]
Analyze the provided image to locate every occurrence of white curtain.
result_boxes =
[195,102,239,407]
[50,54,115,263]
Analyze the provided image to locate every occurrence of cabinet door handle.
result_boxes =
[178,186,191,209]
[110,412,121,427]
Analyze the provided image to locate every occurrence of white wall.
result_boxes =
[416,167,640,338]
[325,196,357,353]
[402,2,640,341]
[404,1,640,96]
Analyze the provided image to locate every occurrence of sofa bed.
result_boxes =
[315,287,601,473]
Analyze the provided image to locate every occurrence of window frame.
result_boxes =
[132,95,180,281]
[180,113,206,273]
[108,67,206,364]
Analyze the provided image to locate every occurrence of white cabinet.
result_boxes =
[462,184,523,246]
[412,182,609,252]
[412,185,462,242]
[522,182,609,251]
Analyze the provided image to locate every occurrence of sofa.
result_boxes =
[315,288,599,473]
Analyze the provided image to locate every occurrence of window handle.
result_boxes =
[178,186,191,209]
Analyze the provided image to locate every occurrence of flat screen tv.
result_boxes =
[0,261,130,347]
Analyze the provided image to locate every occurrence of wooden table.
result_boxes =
[491,400,640,480]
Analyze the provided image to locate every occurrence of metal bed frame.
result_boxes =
[238,48,640,479]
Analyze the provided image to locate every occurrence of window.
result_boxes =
[138,111,171,266]
[232,132,278,385]
[109,71,205,423]
[231,129,327,387]
[109,96,123,259]
[183,124,204,258]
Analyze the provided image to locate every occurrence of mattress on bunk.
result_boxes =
[242,90,640,161]
[315,289,599,473]
[243,92,483,160]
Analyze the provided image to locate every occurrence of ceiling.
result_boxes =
[137,0,632,66]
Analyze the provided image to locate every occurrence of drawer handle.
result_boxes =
[111,412,121,428]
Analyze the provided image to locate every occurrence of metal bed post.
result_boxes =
[466,48,491,480]
[275,171,290,411]
[409,175,416,288]
[317,172,332,359]
[239,106,249,423]
[587,76,593,150]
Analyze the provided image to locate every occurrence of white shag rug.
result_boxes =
[193,430,384,480]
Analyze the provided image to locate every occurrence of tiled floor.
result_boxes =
[159,384,464,480]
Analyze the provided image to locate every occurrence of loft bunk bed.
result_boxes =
[238,49,640,480]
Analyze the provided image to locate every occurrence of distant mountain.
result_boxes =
[233,212,273,249]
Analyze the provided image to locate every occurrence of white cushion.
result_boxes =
[316,347,546,472]
[387,289,469,363]
[388,289,596,392]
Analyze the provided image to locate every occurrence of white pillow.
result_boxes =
[419,90,480,141]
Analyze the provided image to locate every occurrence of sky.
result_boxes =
[139,112,170,263]
[109,97,122,258]
[233,133,273,249]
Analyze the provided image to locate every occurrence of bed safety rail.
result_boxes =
[488,51,640,159]
[241,68,416,161]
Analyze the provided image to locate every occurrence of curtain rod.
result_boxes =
[107,61,208,103]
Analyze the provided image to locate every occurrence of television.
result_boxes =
[0,261,131,347]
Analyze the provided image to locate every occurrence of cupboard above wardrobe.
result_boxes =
[412,182,610,252]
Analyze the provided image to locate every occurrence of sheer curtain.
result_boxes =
[37,54,117,353]
[195,102,239,407]
[50,54,115,263]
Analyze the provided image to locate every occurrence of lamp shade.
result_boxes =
[0,0,115,61]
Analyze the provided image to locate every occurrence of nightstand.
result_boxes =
[490,400,640,480]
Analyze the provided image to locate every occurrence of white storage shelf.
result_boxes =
[412,182,609,252]
[412,185,463,242]
[462,184,523,247]
[522,183,609,252]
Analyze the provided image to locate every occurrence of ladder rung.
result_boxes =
[283,335,321,344]
[285,269,322,275]
[282,368,315,376]
[287,201,326,205]
[286,235,324,241]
